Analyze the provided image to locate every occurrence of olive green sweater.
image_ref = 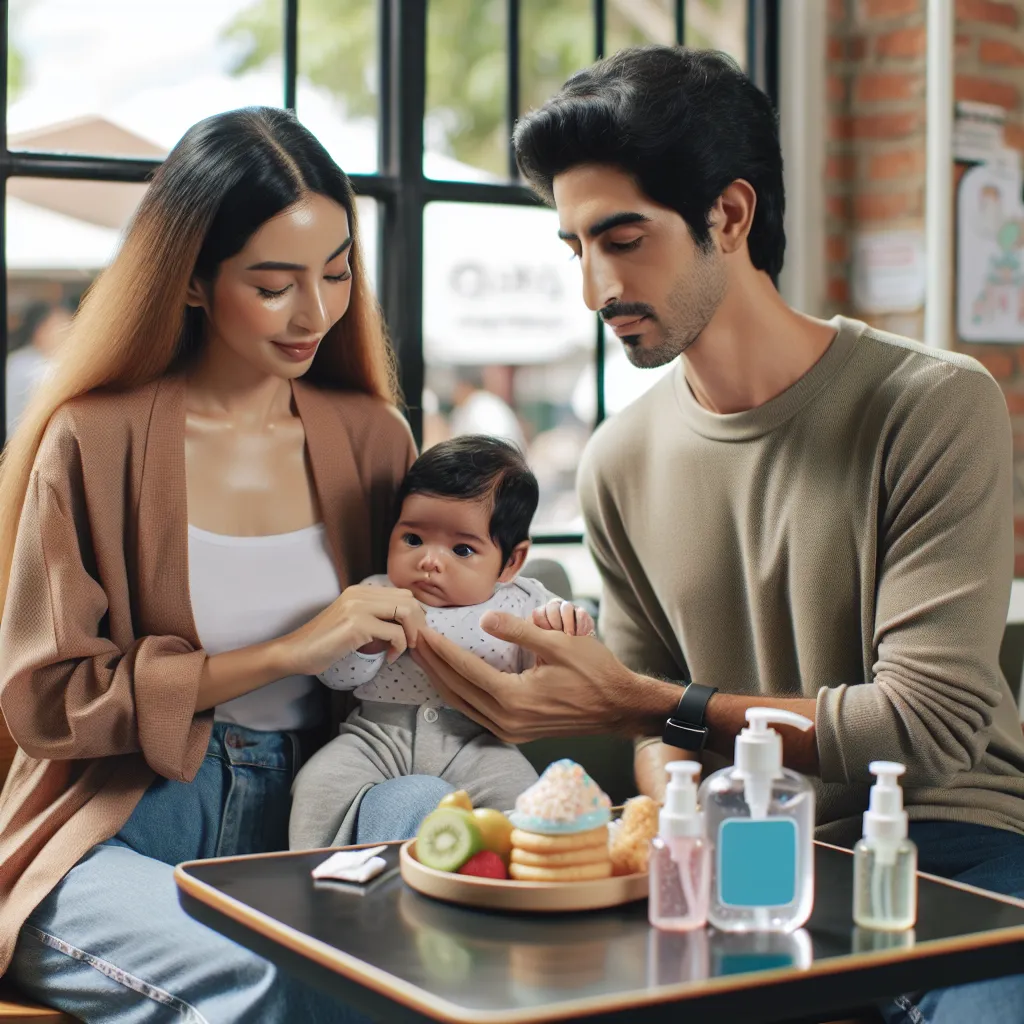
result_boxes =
[579,316,1024,845]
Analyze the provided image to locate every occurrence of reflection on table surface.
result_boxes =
[179,843,1024,1016]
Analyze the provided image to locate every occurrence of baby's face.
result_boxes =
[387,493,506,608]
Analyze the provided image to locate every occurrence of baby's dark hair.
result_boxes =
[395,435,539,565]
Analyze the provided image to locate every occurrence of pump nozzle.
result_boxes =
[734,708,814,820]
[735,707,813,779]
[661,760,703,838]
[744,708,815,733]
[863,760,908,845]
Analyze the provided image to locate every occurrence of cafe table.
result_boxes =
[175,841,1024,1024]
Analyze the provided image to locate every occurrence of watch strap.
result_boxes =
[662,682,718,751]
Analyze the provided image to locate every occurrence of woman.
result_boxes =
[0,107,450,1022]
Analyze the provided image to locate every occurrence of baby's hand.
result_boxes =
[531,599,595,637]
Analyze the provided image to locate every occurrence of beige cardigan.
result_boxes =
[0,376,416,973]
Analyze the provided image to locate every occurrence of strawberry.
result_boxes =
[457,850,508,880]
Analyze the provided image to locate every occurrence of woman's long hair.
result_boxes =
[0,106,398,607]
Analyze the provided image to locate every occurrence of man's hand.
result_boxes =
[409,611,680,743]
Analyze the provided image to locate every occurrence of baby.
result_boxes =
[288,435,594,850]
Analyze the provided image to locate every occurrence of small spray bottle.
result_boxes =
[853,761,917,931]
[648,760,710,932]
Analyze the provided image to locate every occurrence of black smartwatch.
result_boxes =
[662,683,718,751]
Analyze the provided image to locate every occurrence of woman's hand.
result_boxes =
[531,599,595,637]
[277,585,427,676]
[409,611,679,743]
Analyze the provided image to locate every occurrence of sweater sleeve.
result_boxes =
[578,442,688,687]
[816,366,1014,788]
[0,473,208,781]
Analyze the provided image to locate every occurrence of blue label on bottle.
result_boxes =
[718,818,797,907]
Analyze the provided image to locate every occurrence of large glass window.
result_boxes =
[1,0,776,600]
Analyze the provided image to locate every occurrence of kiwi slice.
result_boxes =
[416,808,484,872]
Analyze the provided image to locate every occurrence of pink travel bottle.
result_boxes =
[648,760,710,932]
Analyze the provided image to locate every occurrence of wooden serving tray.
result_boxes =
[400,839,649,913]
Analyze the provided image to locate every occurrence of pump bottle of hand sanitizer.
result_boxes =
[648,760,709,931]
[853,761,917,931]
[699,707,815,933]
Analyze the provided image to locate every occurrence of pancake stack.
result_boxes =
[508,825,612,881]
[507,759,614,883]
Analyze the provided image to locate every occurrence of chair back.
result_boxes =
[521,558,573,602]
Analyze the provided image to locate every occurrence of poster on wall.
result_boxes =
[957,155,1024,344]
[852,230,925,314]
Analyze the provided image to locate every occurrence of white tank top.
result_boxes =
[187,523,341,731]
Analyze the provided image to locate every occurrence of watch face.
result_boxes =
[663,718,708,751]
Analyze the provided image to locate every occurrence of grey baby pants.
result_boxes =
[288,699,540,850]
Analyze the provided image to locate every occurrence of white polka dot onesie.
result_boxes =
[317,574,558,705]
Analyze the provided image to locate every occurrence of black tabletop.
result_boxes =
[176,842,1024,1024]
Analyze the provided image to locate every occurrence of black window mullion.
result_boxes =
[4,151,158,182]
[380,0,426,443]
[763,0,780,110]
[374,0,393,303]
[283,0,299,112]
[676,0,685,45]
[747,0,780,108]
[377,0,392,173]
[591,0,606,429]
[506,0,520,181]
[420,178,535,206]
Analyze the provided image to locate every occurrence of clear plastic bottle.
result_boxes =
[852,761,917,932]
[648,760,710,932]
[700,708,816,934]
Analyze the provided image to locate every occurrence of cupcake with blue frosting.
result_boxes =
[510,759,612,835]
[507,760,613,882]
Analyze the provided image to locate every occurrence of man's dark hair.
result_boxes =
[395,435,539,565]
[513,45,786,281]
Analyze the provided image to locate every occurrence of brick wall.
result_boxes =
[825,0,1024,573]
[825,0,927,338]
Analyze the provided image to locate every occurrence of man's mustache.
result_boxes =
[600,302,657,321]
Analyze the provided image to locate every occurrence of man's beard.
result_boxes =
[623,249,727,369]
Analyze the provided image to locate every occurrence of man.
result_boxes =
[413,46,1024,1022]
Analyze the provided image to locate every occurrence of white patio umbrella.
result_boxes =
[6,195,120,274]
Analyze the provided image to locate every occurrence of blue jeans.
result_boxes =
[881,821,1024,1024]
[6,722,454,1023]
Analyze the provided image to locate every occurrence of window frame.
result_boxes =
[0,0,779,545]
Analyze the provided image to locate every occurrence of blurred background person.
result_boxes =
[5,298,74,436]
[448,365,526,450]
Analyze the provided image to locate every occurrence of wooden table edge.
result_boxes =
[174,841,1024,1024]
